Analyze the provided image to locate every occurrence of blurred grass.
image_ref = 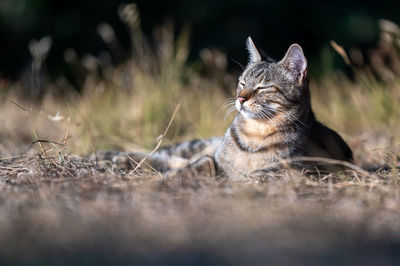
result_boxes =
[68,6,237,153]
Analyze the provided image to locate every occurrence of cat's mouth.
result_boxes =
[235,99,251,113]
[236,99,257,118]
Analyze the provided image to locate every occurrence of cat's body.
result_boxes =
[214,38,352,177]
[215,111,352,178]
[94,37,352,178]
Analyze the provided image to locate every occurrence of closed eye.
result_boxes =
[255,86,277,93]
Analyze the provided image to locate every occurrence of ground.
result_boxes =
[0,141,399,265]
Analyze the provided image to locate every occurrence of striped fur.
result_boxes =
[214,38,352,178]
[94,37,352,178]
[94,137,221,172]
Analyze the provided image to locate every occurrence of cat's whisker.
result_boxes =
[231,58,244,70]
[224,105,237,122]
[258,106,278,122]
[218,101,236,115]
[220,98,236,109]
[225,105,237,116]
[286,111,309,129]
[257,110,268,120]
[222,102,236,109]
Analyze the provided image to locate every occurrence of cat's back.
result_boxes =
[305,121,353,162]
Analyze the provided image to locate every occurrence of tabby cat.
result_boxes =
[94,37,353,178]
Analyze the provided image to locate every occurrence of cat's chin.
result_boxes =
[236,102,250,117]
[235,100,242,112]
[239,109,260,120]
[239,111,251,119]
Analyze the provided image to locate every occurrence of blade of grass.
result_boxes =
[11,100,48,158]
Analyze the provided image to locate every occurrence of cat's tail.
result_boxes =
[91,137,222,172]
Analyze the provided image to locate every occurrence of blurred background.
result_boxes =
[0,0,400,163]
[1,0,400,81]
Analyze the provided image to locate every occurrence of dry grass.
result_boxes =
[0,5,400,265]
[0,155,399,265]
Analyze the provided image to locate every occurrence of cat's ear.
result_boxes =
[280,44,307,82]
[246,37,261,64]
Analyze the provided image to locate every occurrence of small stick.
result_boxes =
[269,156,371,177]
[0,155,26,161]
[128,154,162,178]
[29,139,66,147]
[11,100,48,158]
[58,131,71,146]
[133,103,181,173]
[63,131,71,146]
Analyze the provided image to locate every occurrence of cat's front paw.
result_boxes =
[164,155,217,180]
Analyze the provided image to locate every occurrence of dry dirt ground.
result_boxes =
[0,131,400,266]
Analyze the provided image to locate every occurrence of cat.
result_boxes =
[94,37,353,179]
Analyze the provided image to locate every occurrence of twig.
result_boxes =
[128,154,163,178]
[0,155,26,161]
[11,100,48,158]
[133,103,181,173]
[63,131,71,146]
[273,156,371,177]
[27,139,66,148]
[330,41,374,91]
[320,173,333,181]
[58,131,71,146]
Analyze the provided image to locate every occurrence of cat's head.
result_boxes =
[235,37,308,120]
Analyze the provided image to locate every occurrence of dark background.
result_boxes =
[1,0,400,82]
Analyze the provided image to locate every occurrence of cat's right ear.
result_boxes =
[279,44,307,83]
[246,37,261,64]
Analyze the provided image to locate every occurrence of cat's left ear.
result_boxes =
[246,37,261,64]
[280,44,307,83]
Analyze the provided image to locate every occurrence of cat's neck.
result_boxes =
[234,115,278,138]
[234,104,314,136]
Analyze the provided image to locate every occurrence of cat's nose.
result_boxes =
[238,97,247,104]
